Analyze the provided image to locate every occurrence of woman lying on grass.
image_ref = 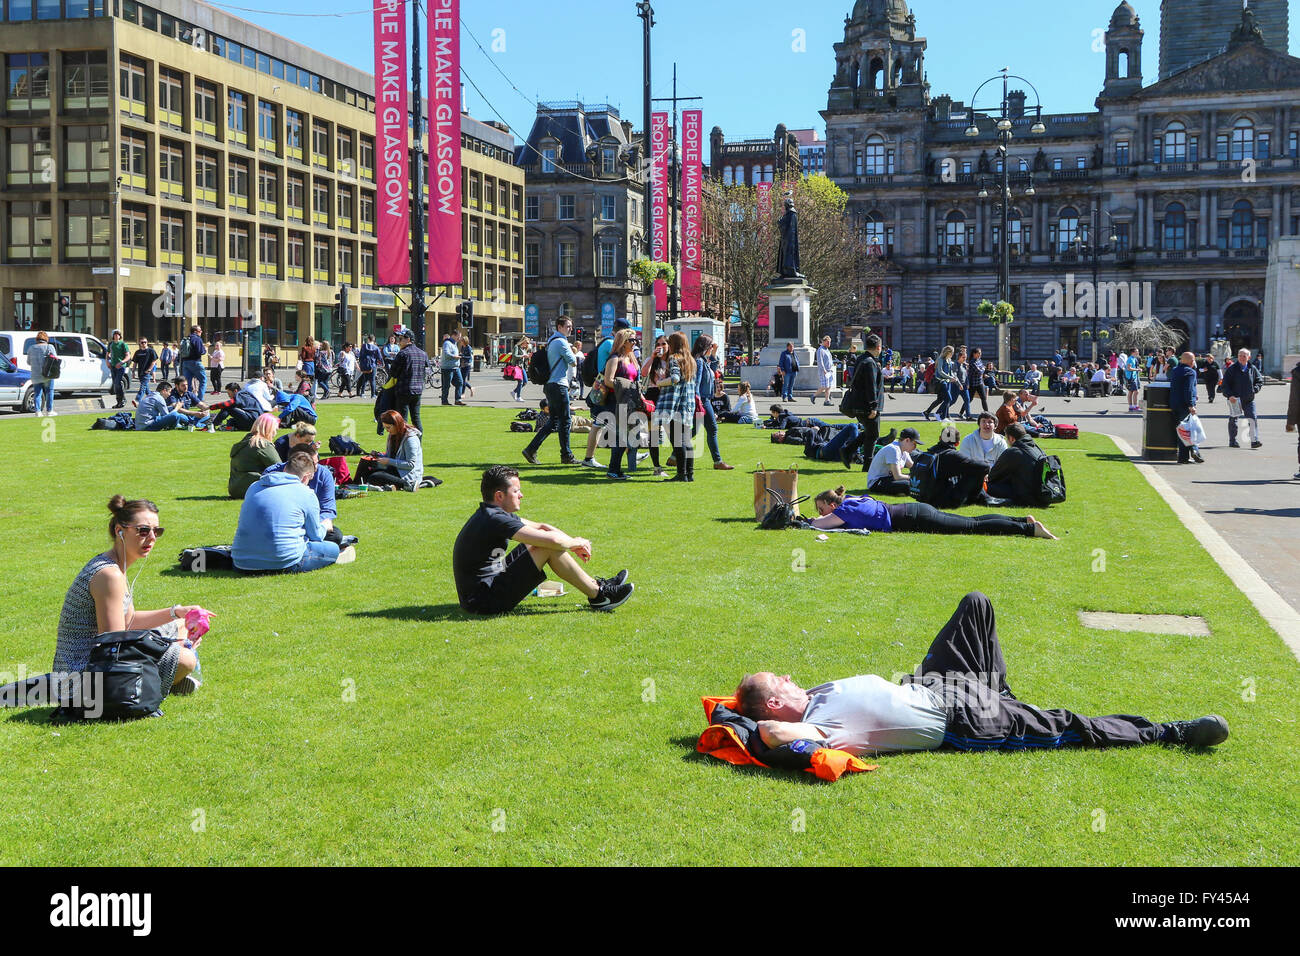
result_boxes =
[56,496,207,695]
[809,486,1057,539]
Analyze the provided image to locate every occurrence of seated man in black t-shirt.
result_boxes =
[452,466,635,615]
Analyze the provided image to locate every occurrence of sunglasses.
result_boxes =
[129,526,165,538]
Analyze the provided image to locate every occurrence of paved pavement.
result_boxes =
[10,366,1297,628]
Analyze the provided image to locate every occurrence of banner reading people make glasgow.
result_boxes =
[373,0,409,287]
[680,110,703,312]
[651,112,670,312]
[427,0,463,285]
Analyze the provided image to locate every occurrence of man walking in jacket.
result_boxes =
[1221,348,1263,449]
[778,342,799,403]
[180,324,207,402]
[522,317,578,465]
[839,334,884,471]
[1169,351,1203,463]
[387,326,428,433]
[357,335,382,397]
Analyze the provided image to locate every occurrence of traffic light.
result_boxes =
[335,283,350,326]
[457,300,474,329]
[164,272,185,318]
[575,327,585,343]
[57,294,71,318]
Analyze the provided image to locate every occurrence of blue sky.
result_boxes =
[224,0,1298,141]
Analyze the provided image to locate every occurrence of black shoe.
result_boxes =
[840,444,855,469]
[880,428,897,445]
[1160,715,1229,748]
[597,569,630,589]
[1229,441,1240,448]
[1251,441,1263,449]
[522,449,539,465]
[923,411,933,421]
[1190,448,1204,463]
[561,456,578,465]
[340,535,359,548]
[589,580,634,612]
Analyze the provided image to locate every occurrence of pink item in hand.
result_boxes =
[184,607,213,640]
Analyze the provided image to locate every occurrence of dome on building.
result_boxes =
[1109,1,1139,28]
[852,0,910,23]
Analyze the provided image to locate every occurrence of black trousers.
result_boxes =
[902,593,1162,750]
[888,502,1032,536]
[396,394,422,433]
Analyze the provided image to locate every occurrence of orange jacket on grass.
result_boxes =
[698,696,877,782]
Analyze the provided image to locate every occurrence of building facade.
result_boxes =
[791,128,826,175]
[822,0,1300,372]
[0,0,523,364]
[1160,0,1289,79]
[709,123,803,186]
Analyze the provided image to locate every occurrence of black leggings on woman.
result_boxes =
[356,457,405,489]
[886,502,1033,536]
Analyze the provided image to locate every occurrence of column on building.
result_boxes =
[1198,190,1209,248]
[1195,281,1208,346]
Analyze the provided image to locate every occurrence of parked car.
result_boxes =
[0,349,35,413]
[0,331,119,396]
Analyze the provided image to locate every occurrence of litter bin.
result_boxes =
[473,354,482,373]
[1142,382,1178,461]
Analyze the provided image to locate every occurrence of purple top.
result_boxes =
[832,495,893,532]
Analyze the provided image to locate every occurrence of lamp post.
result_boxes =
[636,1,656,351]
[966,69,1046,372]
[1073,205,1119,364]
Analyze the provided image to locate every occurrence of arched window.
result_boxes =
[558,303,572,321]
[1056,206,1080,252]
[944,210,968,256]
[869,57,884,91]
[752,165,763,184]
[1163,122,1187,162]
[891,60,902,87]
[1230,199,1254,249]
[1231,118,1254,162]
[865,135,886,175]
[1018,157,1029,172]
[763,164,774,182]
[1118,49,1130,78]
[864,211,887,250]
[1163,202,1187,250]
[722,166,733,186]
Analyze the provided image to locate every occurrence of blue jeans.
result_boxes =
[525,381,572,460]
[511,377,525,400]
[289,540,341,573]
[135,372,152,402]
[182,360,206,402]
[958,387,972,418]
[315,367,330,399]
[782,368,797,401]
[820,422,860,461]
[33,380,54,413]
[694,404,722,463]
[143,411,191,430]
[110,366,128,404]
[358,369,376,397]
[440,367,463,404]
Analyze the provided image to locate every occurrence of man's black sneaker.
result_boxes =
[839,444,854,469]
[522,449,539,465]
[1228,441,1240,448]
[589,580,634,611]
[1160,715,1229,748]
[1251,441,1263,449]
[596,569,629,590]
[561,456,579,465]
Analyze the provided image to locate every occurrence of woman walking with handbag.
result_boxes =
[599,330,640,480]
[924,346,958,421]
[651,332,698,482]
[639,335,670,477]
[25,330,57,416]
[459,334,475,401]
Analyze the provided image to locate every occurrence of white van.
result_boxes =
[0,331,117,395]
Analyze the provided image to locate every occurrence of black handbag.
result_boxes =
[58,629,174,721]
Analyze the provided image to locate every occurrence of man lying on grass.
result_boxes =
[735,592,1228,755]
[453,466,634,614]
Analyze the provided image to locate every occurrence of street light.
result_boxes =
[966,68,1047,372]
[1072,205,1120,363]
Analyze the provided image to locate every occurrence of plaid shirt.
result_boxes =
[391,344,429,396]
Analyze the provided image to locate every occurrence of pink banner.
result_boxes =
[651,112,669,312]
[427,0,463,285]
[680,110,702,312]
[757,181,772,224]
[374,0,409,287]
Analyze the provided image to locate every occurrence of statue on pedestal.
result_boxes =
[775,198,804,282]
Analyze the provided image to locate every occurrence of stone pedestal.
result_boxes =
[740,280,819,393]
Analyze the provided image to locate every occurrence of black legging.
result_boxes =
[210,367,223,393]
[356,457,405,489]
[886,502,1033,536]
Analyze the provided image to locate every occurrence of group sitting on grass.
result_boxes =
[733,591,1229,756]
[232,451,356,573]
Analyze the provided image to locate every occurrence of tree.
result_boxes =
[701,175,886,358]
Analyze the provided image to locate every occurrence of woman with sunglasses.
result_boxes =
[55,497,207,697]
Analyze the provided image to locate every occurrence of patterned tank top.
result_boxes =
[55,554,128,672]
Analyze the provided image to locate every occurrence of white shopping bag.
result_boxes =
[1177,413,1206,447]
[1226,396,1243,419]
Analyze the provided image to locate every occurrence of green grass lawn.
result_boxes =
[1,406,1297,865]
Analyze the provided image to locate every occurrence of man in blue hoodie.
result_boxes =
[1169,351,1203,464]
[232,452,356,573]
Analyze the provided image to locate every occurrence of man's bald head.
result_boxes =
[1181,351,1196,365]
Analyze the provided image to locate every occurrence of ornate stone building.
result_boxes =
[822,0,1300,373]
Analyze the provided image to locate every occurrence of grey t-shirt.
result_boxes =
[802,675,947,755]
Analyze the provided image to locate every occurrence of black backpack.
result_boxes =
[908,452,940,502]
[527,342,552,385]
[756,488,811,530]
[329,435,364,456]
[580,347,601,387]
[57,629,174,720]
[1037,454,1067,506]
[42,353,62,379]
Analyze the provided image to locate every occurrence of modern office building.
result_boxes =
[822,0,1300,369]
[0,0,523,364]
[790,128,826,175]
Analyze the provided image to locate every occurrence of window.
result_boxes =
[337,186,354,228]
[360,136,374,179]
[337,241,354,281]
[228,158,249,211]
[1056,206,1080,253]
[1290,131,1299,159]
[1162,122,1187,163]
[6,200,52,261]
[723,166,734,185]
[1216,133,1229,162]
[1114,222,1131,254]
[8,0,33,19]
[1229,200,1255,250]
[943,211,968,256]
[865,135,887,175]
[541,146,557,173]
[158,68,183,125]
[117,54,144,116]
[160,212,185,266]
[258,228,278,278]
[336,129,354,169]
[598,195,616,222]
[119,131,147,188]
[1051,157,1063,171]
[120,204,149,262]
[468,219,480,253]
[359,192,374,234]
[286,110,303,158]
[227,91,248,146]
[287,231,305,279]
[6,53,50,112]
[558,240,576,276]
[525,195,539,220]
[1230,119,1254,162]
[257,166,279,216]
[597,240,618,278]
[361,246,376,287]
[194,149,218,204]
[601,147,617,174]
[228,224,249,273]
[287,173,306,221]
[313,238,330,281]
[158,139,184,198]
[62,51,108,111]
[483,222,495,257]
[1115,141,1130,166]
[312,121,329,166]
[313,180,330,225]
[1076,156,1087,170]
[194,81,218,137]
[1162,202,1187,251]
[257,101,277,151]
[525,241,539,277]
[559,195,575,219]
[945,286,965,314]
[6,126,52,186]
[196,217,219,271]
[63,125,109,184]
